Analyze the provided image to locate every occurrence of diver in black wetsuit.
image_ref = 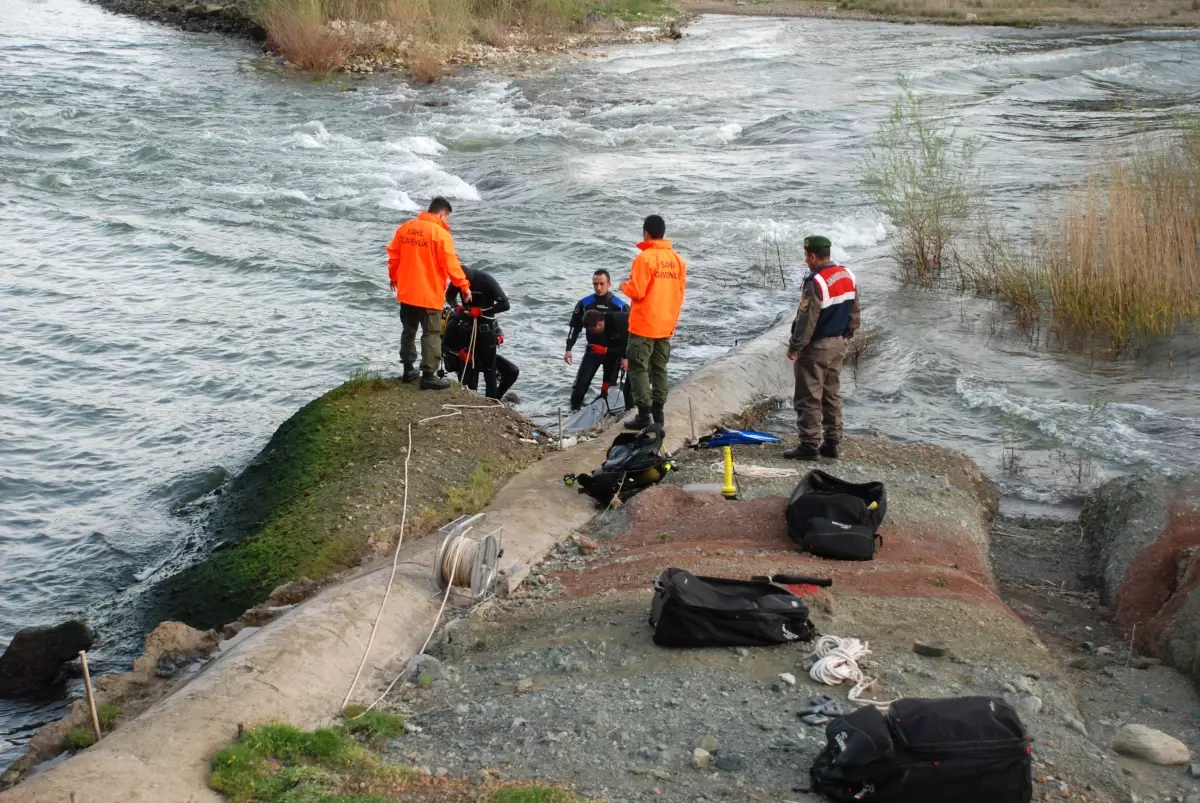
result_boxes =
[583,308,632,412]
[443,268,519,399]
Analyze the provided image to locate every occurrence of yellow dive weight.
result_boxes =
[721,446,736,499]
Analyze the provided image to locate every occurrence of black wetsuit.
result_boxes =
[597,311,632,410]
[566,291,628,410]
[443,269,518,399]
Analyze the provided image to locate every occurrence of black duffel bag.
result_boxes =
[786,470,887,560]
[649,568,814,647]
[810,696,1032,803]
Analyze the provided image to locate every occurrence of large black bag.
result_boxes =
[810,696,1032,803]
[649,568,814,647]
[787,470,887,560]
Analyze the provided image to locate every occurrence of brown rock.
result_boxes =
[913,640,948,658]
[1112,724,1191,765]
[0,620,95,698]
[265,577,320,607]
[131,622,218,678]
[576,535,599,554]
[221,621,247,640]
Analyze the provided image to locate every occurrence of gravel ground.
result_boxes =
[994,516,1200,803]
[378,588,1128,802]
[365,436,1200,802]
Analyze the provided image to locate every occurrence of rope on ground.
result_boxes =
[709,461,799,479]
[353,522,472,718]
[340,422,414,715]
[417,397,505,425]
[806,634,897,709]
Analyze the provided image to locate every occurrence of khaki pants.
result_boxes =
[399,304,442,375]
[626,334,671,409]
[792,337,849,445]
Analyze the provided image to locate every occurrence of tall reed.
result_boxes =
[1037,136,1200,347]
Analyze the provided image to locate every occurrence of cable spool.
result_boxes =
[432,513,502,601]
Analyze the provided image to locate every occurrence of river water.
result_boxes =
[3,0,1200,767]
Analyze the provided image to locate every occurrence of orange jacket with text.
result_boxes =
[620,239,687,339]
[386,212,469,309]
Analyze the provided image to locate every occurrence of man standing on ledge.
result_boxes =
[785,235,860,460]
[565,269,627,411]
[621,214,687,431]
[386,197,471,390]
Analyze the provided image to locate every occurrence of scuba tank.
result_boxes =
[564,423,673,506]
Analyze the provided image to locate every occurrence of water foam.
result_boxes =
[395,136,446,156]
[374,188,419,212]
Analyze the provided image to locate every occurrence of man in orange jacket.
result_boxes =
[620,214,686,431]
[386,197,472,389]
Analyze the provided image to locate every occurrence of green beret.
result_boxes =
[804,235,832,251]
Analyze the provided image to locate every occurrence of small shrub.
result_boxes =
[474,15,511,47]
[64,728,95,750]
[97,702,120,732]
[408,44,449,83]
[861,78,981,287]
[260,4,354,73]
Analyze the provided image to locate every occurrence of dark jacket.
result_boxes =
[600,311,629,356]
[566,291,627,350]
[789,262,860,351]
[446,268,511,317]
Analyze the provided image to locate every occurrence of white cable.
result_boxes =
[806,634,896,709]
[709,461,799,479]
[341,422,414,714]
[418,399,504,425]
[341,398,505,719]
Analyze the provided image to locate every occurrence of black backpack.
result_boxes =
[649,568,815,647]
[566,424,672,507]
[810,697,1032,803]
[786,470,887,560]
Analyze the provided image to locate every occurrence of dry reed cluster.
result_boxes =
[249,0,651,74]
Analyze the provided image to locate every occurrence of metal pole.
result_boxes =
[558,407,564,450]
[689,397,696,443]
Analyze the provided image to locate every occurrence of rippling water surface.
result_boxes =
[3,0,1200,766]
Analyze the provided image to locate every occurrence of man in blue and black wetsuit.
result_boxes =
[564,269,628,411]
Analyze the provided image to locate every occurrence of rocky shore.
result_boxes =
[85,0,687,77]
[88,0,265,39]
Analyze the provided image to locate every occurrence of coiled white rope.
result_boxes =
[709,461,799,479]
[807,635,896,709]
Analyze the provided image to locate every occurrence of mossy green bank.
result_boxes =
[151,376,542,631]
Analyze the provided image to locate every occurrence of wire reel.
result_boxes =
[432,513,503,601]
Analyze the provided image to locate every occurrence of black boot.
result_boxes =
[783,443,820,460]
[401,363,419,383]
[651,403,665,426]
[819,441,840,459]
[624,406,652,430]
[420,372,451,390]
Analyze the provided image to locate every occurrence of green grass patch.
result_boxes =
[486,787,578,803]
[64,728,95,750]
[97,701,120,732]
[211,721,577,803]
[343,710,406,746]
